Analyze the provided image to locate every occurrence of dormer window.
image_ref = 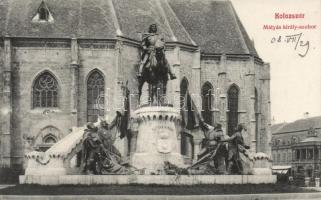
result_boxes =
[32,1,54,23]
[39,7,49,21]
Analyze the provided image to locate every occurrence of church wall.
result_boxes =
[78,44,117,125]
[200,59,249,124]
[11,44,73,167]
[77,43,141,122]
[119,44,140,111]
[164,47,180,107]
[200,58,220,116]
[178,49,197,111]
[0,39,4,117]
[256,63,271,155]
[201,59,219,89]
[200,57,269,152]
[254,63,263,152]
[225,59,251,118]
[179,49,197,160]
[179,50,194,89]
[200,58,220,134]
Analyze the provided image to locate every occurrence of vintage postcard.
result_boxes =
[0,0,320,199]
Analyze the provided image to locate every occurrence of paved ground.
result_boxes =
[0,184,320,199]
[0,193,321,200]
[306,187,321,192]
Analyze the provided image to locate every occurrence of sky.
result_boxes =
[231,0,321,123]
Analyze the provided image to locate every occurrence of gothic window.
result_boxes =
[33,72,58,108]
[227,84,239,136]
[87,70,105,123]
[201,82,214,125]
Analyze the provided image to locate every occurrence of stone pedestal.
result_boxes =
[24,151,67,176]
[131,106,184,174]
[252,152,272,175]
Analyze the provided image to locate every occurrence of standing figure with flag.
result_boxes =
[220,124,253,174]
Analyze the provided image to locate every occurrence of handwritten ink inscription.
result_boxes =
[270,33,309,57]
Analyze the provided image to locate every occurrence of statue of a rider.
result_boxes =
[137,24,177,80]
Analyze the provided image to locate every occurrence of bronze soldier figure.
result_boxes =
[220,124,251,174]
[97,120,122,162]
[82,115,133,175]
[82,122,102,174]
[193,122,227,174]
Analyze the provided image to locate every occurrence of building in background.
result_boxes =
[0,0,271,173]
[272,116,321,178]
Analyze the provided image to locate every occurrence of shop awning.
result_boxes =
[272,165,291,174]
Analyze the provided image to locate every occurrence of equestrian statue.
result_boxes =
[137,24,176,104]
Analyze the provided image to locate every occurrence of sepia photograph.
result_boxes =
[0,0,320,199]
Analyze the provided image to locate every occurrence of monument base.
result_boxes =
[131,152,184,174]
[131,106,184,173]
[19,174,277,185]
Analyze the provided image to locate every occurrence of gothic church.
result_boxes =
[0,0,271,173]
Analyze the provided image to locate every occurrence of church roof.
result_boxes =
[0,0,258,55]
[168,0,257,55]
[271,122,288,134]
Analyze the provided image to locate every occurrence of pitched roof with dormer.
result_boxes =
[0,0,258,56]
[272,116,321,135]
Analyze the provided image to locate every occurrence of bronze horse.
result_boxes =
[137,43,169,105]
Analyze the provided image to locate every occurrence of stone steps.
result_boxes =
[19,174,276,185]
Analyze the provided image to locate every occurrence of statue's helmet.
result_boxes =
[149,24,157,33]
